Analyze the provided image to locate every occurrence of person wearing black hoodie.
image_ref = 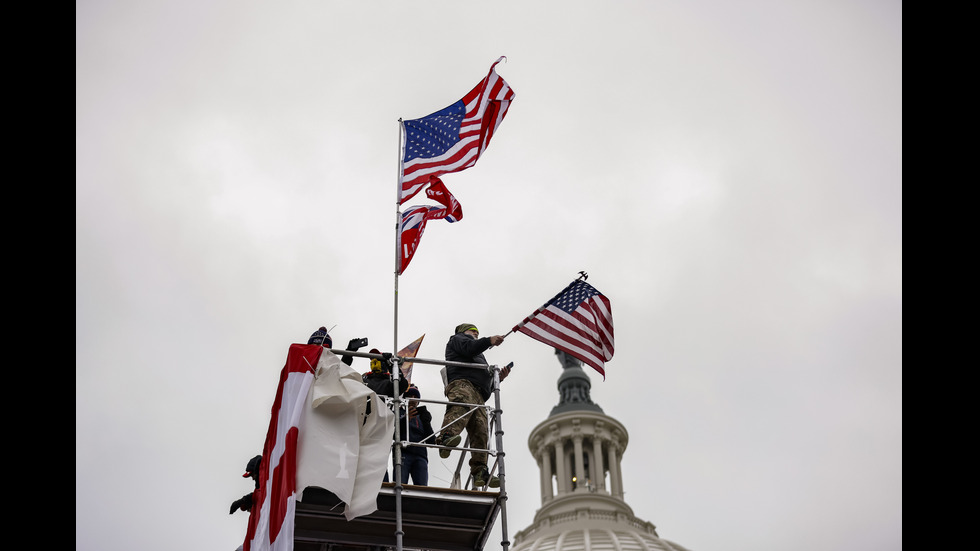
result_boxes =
[360,348,408,482]
[361,348,408,399]
[229,455,262,514]
[436,323,511,489]
[398,385,434,485]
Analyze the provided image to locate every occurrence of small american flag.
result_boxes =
[400,57,515,204]
[398,180,462,274]
[513,279,615,378]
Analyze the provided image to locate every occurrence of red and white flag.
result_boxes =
[243,344,321,551]
[512,279,615,379]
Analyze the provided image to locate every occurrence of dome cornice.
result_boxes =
[529,410,629,453]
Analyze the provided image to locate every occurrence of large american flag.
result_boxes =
[513,279,615,378]
[399,57,515,204]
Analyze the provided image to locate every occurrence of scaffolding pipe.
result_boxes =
[326,348,495,371]
[491,364,510,550]
[319,346,508,551]
[392,357,404,551]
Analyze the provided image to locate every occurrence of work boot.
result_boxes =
[472,467,499,489]
[437,434,461,459]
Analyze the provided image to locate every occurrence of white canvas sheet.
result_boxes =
[295,350,395,520]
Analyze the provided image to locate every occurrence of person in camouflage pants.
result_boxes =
[438,323,512,488]
[442,378,491,472]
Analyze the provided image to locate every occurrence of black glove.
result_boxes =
[229,493,253,514]
[347,338,368,351]
[341,338,367,366]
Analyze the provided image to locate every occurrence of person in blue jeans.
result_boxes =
[399,385,434,485]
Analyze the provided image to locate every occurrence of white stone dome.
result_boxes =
[511,503,693,551]
[512,522,693,551]
[511,354,693,551]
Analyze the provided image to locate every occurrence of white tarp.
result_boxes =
[295,350,395,520]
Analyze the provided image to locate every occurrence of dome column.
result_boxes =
[572,435,586,491]
[592,436,606,492]
[553,438,568,494]
[608,441,623,498]
[538,446,553,502]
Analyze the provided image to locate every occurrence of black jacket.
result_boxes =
[362,369,409,398]
[445,332,495,401]
[398,405,434,458]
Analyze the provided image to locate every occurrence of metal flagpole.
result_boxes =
[394,118,405,551]
[395,118,404,369]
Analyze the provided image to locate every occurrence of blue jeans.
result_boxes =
[400,454,429,485]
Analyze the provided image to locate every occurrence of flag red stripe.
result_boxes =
[269,426,299,541]
[518,308,608,364]
[402,140,480,176]
[517,321,607,378]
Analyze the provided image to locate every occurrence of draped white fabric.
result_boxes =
[296,350,395,520]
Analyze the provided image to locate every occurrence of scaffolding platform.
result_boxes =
[295,483,502,551]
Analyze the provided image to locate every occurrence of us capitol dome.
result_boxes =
[510,350,692,551]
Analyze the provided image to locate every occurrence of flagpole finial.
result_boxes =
[578,271,588,281]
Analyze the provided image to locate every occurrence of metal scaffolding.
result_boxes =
[294,348,512,551]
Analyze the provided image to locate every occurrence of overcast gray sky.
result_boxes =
[76,1,902,550]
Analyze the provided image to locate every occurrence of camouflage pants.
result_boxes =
[441,379,489,472]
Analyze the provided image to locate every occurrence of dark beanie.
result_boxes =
[243,455,262,479]
[455,323,478,334]
[308,326,332,347]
